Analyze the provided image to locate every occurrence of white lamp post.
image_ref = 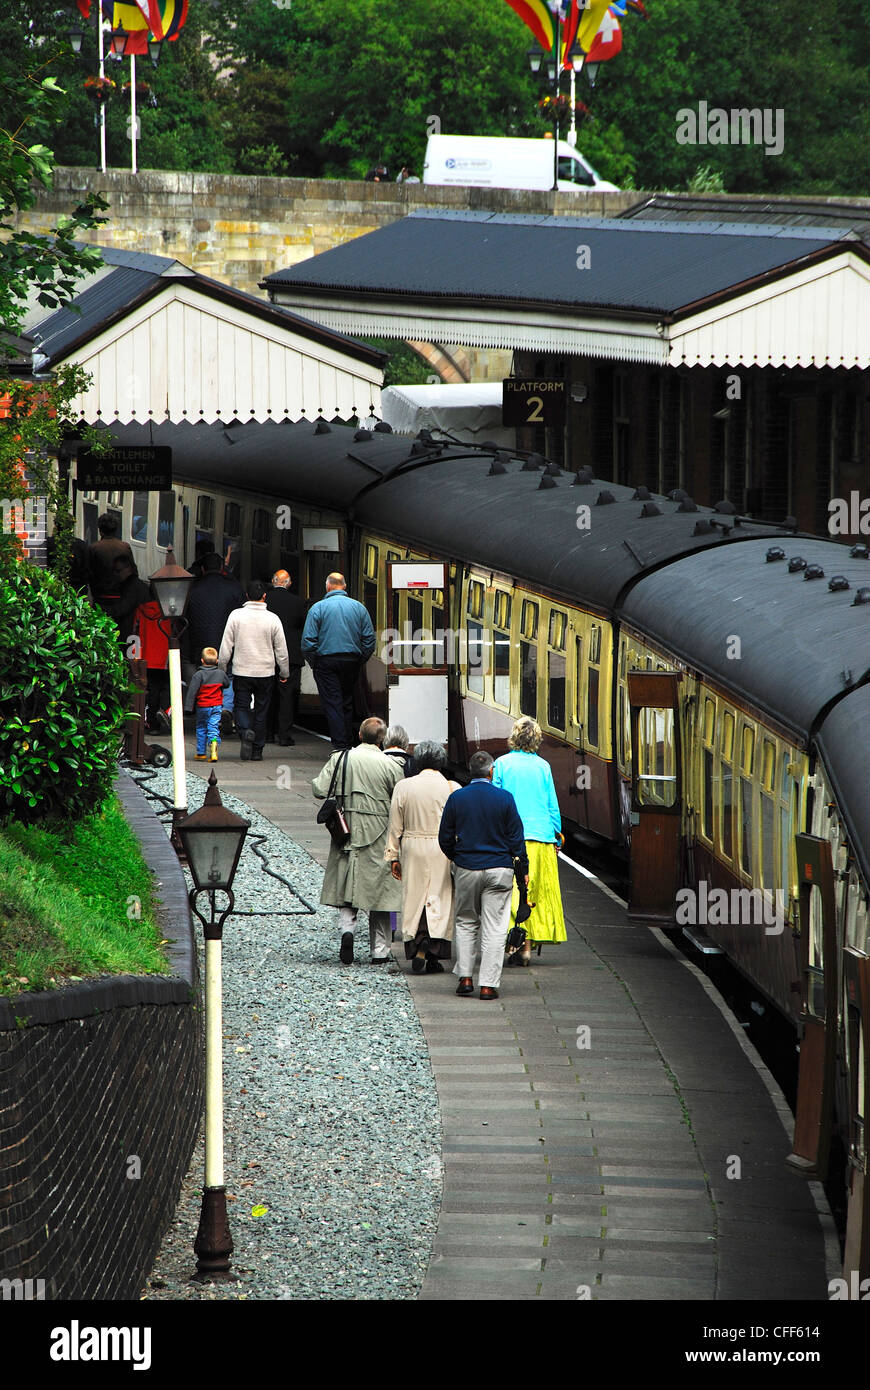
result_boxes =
[149,547,194,849]
[177,772,250,1279]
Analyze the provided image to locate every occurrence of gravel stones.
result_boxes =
[137,766,441,1301]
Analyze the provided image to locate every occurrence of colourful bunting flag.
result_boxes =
[587,9,623,62]
[504,0,555,53]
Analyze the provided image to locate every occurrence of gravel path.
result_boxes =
[136,766,442,1301]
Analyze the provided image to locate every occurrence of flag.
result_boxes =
[131,0,165,40]
[560,0,580,67]
[504,0,555,53]
[161,0,188,42]
[576,0,614,51]
[76,0,90,16]
[587,9,623,62]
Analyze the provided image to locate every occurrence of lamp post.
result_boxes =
[527,1,564,191]
[69,13,110,172]
[150,548,194,849]
[568,51,585,148]
[177,772,250,1280]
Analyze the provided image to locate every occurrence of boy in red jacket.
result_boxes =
[184,647,231,761]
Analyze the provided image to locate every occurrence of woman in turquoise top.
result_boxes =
[492,716,567,964]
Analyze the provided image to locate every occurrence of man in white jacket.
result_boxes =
[219,580,289,761]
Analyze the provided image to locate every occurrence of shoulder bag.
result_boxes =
[316,749,351,849]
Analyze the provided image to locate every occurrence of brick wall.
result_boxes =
[0,773,202,1301]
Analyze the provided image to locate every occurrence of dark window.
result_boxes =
[196,495,215,529]
[762,793,775,890]
[252,509,271,544]
[157,492,174,549]
[493,628,510,707]
[703,748,713,840]
[467,620,484,695]
[83,502,99,545]
[520,640,537,718]
[587,665,599,748]
[740,779,753,874]
[131,491,148,544]
[722,763,733,859]
[364,580,378,627]
[548,650,566,730]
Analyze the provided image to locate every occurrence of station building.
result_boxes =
[262,196,870,537]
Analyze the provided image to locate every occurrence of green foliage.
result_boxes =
[0,564,131,826]
[687,165,726,194]
[360,338,433,389]
[0,792,166,995]
[0,4,108,335]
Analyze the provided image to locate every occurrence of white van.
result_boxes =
[423,134,619,194]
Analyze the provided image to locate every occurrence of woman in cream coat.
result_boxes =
[385,741,459,973]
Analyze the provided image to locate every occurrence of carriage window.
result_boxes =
[467,619,485,696]
[493,591,511,707]
[636,707,676,808]
[549,609,567,651]
[761,791,775,890]
[196,495,215,529]
[107,490,124,508]
[702,699,715,841]
[740,777,753,874]
[252,509,271,545]
[82,501,99,545]
[742,726,755,774]
[720,711,734,861]
[388,550,401,630]
[467,579,485,619]
[157,491,174,549]
[589,624,601,665]
[223,502,242,576]
[407,595,431,668]
[520,640,537,718]
[587,665,600,749]
[548,650,566,730]
[432,590,445,664]
[363,543,378,579]
[364,579,378,628]
[131,491,148,544]
[574,637,584,723]
[762,740,775,791]
[521,600,538,640]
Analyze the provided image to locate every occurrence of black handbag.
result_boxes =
[316,749,351,848]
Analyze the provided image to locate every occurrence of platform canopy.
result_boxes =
[262,210,870,371]
[24,246,385,424]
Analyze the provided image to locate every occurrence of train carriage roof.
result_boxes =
[621,539,870,740]
[96,420,781,614]
[815,686,870,890]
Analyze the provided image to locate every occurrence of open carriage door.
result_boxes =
[627,671,683,922]
[385,561,448,746]
[787,834,838,1179]
[843,948,870,1280]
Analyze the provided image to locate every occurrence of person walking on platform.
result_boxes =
[313,716,402,966]
[134,587,171,733]
[438,750,528,1001]
[301,572,375,750]
[492,717,567,966]
[383,724,415,776]
[385,741,458,974]
[88,513,135,614]
[185,553,244,732]
[219,580,289,762]
[184,647,231,762]
[265,569,306,746]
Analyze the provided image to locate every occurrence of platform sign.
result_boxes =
[75,445,172,491]
[502,379,566,428]
[387,562,445,590]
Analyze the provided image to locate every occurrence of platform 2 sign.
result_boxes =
[502,379,566,428]
[75,446,172,491]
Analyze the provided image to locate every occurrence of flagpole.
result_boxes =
[130,51,138,174]
[97,9,107,173]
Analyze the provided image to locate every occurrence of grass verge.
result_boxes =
[0,793,168,997]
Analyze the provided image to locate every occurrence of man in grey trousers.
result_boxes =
[438,750,528,1001]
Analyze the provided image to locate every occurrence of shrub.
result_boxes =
[0,563,131,824]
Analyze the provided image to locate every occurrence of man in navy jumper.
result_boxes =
[301,572,375,750]
[438,750,529,1000]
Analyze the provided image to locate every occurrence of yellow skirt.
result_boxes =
[509,841,567,943]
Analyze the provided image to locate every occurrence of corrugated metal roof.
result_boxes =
[263,212,846,315]
[32,265,160,360]
[621,194,870,244]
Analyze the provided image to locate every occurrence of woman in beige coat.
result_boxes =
[385,741,459,974]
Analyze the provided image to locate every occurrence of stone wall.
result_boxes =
[15,167,645,298]
[0,772,202,1301]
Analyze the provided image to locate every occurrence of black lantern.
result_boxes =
[177,772,250,896]
[68,24,86,54]
[149,546,194,620]
[109,25,130,58]
[147,35,164,66]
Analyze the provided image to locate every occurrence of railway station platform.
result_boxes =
[181,726,836,1302]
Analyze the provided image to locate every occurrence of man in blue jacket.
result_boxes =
[438,750,529,1000]
[301,572,376,749]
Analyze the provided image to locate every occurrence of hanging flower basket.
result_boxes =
[84,76,116,104]
[122,80,152,97]
[538,94,588,122]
